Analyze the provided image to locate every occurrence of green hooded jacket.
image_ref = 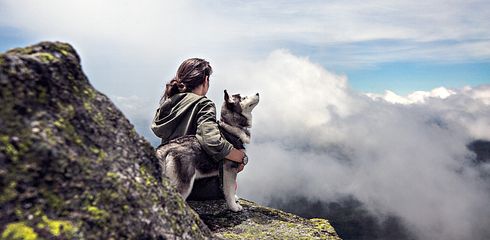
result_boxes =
[151,92,233,162]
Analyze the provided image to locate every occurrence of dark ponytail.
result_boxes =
[162,58,212,100]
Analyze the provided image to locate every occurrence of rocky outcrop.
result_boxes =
[189,199,340,240]
[0,42,211,239]
[0,41,341,239]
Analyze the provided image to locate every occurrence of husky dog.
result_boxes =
[156,90,259,212]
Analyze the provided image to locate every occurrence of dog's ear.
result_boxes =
[224,90,230,102]
[224,90,236,110]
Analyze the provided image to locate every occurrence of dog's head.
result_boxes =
[221,90,260,128]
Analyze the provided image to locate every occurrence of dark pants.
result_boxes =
[187,176,225,201]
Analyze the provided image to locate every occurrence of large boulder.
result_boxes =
[0,42,211,239]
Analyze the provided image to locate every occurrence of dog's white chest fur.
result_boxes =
[219,122,251,144]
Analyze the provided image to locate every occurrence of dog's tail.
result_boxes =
[155,144,171,176]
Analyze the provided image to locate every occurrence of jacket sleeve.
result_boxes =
[195,98,233,162]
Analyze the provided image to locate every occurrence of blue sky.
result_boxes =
[348,61,490,95]
[272,39,490,95]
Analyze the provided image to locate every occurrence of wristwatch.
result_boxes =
[241,154,248,165]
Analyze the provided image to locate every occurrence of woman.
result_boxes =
[151,58,246,174]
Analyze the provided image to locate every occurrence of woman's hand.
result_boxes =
[225,148,245,173]
[226,148,246,173]
[225,148,245,163]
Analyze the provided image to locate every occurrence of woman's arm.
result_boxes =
[195,98,246,172]
[195,98,241,162]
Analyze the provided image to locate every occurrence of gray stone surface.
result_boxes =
[189,199,341,240]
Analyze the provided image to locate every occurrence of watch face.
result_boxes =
[243,155,248,165]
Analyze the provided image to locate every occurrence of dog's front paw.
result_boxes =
[229,203,243,212]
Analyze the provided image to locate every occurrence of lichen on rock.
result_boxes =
[2,222,38,240]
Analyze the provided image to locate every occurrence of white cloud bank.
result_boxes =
[219,51,490,240]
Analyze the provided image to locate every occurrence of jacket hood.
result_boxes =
[151,93,205,140]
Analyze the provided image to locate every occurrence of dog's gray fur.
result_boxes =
[156,90,259,212]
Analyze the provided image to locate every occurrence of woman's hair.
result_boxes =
[163,58,213,99]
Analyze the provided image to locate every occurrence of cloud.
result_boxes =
[366,87,457,104]
[214,51,490,240]
[1,0,489,68]
[367,86,490,139]
[110,95,162,146]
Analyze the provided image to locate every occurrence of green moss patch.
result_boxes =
[85,206,110,220]
[1,222,38,240]
[33,52,57,63]
[36,216,76,237]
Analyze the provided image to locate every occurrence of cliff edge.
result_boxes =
[0,41,340,240]
[189,199,340,240]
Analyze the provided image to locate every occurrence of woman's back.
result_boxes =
[152,92,206,144]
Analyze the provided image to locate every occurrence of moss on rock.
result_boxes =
[36,215,77,237]
[1,222,38,240]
